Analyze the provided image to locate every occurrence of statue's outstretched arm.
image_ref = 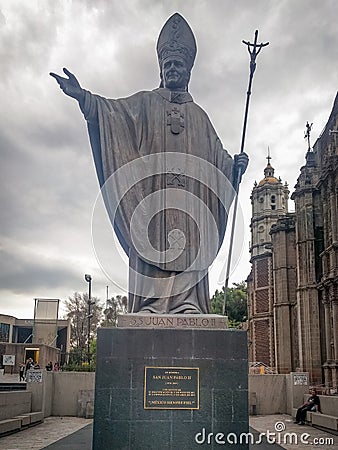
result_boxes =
[50,68,85,103]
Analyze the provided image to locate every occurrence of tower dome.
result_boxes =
[258,151,279,186]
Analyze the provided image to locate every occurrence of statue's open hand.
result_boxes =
[50,68,83,101]
[233,152,249,186]
[234,152,249,174]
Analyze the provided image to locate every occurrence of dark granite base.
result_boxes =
[93,328,248,450]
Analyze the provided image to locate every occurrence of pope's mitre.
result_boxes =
[156,13,197,70]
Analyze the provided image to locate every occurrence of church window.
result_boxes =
[0,323,10,342]
[271,195,276,210]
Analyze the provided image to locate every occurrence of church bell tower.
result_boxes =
[247,151,289,369]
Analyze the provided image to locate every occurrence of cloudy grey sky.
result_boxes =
[0,0,337,318]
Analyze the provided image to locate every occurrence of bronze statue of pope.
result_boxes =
[51,13,248,314]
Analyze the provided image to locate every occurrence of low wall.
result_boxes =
[0,371,95,422]
[26,371,324,418]
[249,372,311,415]
[249,375,286,414]
[0,391,32,420]
[52,372,95,416]
[27,371,95,417]
[29,370,53,416]
[286,372,311,415]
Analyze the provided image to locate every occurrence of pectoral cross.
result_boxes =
[167,106,184,134]
[167,168,185,187]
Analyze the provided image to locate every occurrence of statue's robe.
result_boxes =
[80,87,235,314]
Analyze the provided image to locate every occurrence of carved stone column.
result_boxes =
[331,294,338,363]
[329,184,337,244]
[332,280,338,390]
[322,290,332,364]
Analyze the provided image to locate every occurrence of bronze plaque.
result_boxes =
[144,366,200,410]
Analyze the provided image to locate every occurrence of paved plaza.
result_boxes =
[0,417,92,450]
[0,414,336,449]
[250,414,337,450]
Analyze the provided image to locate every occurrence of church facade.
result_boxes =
[248,92,338,389]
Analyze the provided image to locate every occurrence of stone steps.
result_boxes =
[0,411,44,437]
[0,382,27,391]
[311,411,338,433]
[292,407,338,433]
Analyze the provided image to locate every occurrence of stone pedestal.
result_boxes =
[93,326,248,449]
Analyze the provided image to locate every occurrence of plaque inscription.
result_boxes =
[118,314,227,329]
[144,367,200,410]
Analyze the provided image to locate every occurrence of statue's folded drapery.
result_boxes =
[80,87,235,313]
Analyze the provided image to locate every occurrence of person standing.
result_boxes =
[25,358,34,381]
[19,363,25,382]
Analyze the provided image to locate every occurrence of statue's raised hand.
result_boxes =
[50,68,84,102]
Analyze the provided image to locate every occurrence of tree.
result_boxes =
[64,292,103,358]
[210,281,247,327]
[101,295,128,327]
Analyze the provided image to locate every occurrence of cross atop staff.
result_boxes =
[238,31,269,156]
[304,121,313,151]
[243,30,270,80]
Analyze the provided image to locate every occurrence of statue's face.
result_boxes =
[162,56,189,90]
